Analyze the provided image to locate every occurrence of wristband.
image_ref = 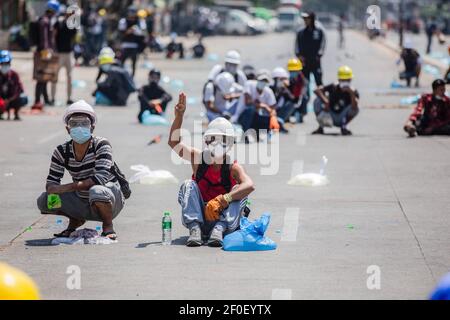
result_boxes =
[223,193,233,204]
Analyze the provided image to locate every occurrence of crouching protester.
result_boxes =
[0,50,28,121]
[313,65,359,136]
[37,101,130,240]
[404,79,450,137]
[168,93,255,247]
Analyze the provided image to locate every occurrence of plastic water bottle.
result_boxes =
[162,212,172,245]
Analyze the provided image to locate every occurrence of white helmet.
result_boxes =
[272,67,289,79]
[403,39,413,50]
[214,72,235,94]
[204,117,235,139]
[63,100,97,126]
[224,50,241,65]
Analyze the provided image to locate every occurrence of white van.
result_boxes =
[277,7,303,31]
[223,9,259,35]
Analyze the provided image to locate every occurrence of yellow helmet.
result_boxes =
[287,58,303,72]
[98,8,106,17]
[0,263,40,300]
[137,9,148,19]
[98,55,114,66]
[338,65,353,80]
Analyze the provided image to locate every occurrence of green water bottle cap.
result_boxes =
[164,212,170,216]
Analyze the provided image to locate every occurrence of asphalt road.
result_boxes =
[0,30,449,299]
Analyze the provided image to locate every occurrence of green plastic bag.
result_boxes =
[47,194,61,209]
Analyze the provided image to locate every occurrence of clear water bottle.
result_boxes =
[162,212,172,245]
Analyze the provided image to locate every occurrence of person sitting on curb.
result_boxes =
[168,93,255,247]
[404,79,450,137]
[271,67,297,133]
[0,50,28,121]
[313,65,359,136]
[37,101,126,240]
[203,72,243,122]
[93,51,136,106]
[138,69,172,123]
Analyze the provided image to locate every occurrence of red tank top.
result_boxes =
[193,163,237,202]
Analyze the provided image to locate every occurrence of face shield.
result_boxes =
[204,135,234,159]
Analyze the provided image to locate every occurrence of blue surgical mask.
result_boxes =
[70,127,92,144]
[100,64,111,73]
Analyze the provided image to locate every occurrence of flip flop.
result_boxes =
[101,231,117,241]
[53,228,76,238]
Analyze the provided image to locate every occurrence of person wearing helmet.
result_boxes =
[207,50,247,86]
[31,0,60,110]
[287,58,308,123]
[50,5,78,105]
[37,100,126,240]
[118,6,147,77]
[138,69,173,122]
[192,35,206,59]
[243,64,256,81]
[238,71,277,141]
[271,67,296,133]
[203,72,244,122]
[313,66,359,136]
[404,79,450,137]
[166,32,185,59]
[0,51,28,121]
[168,93,255,247]
[295,11,326,89]
[398,40,421,87]
[0,263,40,300]
[93,50,136,106]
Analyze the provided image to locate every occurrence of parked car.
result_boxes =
[222,9,260,35]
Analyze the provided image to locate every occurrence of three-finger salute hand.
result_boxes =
[175,92,186,116]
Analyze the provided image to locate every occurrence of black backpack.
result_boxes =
[63,139,131,200]
[28,20,40,47]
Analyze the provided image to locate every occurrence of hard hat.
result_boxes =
[287,58,303,72]
[137,9,148,19]
[99,47,115,58]
[98,56,114,65]
[272,67,289,79]
[63,100,97,125]
[215,72,235,94]
[338,65,353,80]
[98,8,107,17]
[403,39,413,49]
[204,117,236,138]
[0,263,40,300]
[46,0,60,12]
[224,50,241,65]
[257,70,271,83]
[0,50,12,64]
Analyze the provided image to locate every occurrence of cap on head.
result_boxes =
[301,11,315,20]
[224,50,241,65]
[257,70,271,83]
[0,50,12,64]
[149,68,161,77]
[272,67,289,79]
[63,100,97,126]
[403,39,413,49]
[287,58,303,71]
[204,117,236,139]
[432,79,446,90]
[46,0,60,13]
[338,65,353,80]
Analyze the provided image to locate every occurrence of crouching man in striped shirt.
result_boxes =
[37,100,124,240]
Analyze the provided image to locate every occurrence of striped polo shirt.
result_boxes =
[46,136,117,198]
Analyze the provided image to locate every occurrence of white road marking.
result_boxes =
[281,208,300,242]
[290,160,304,178]
[37,131,65,145]
[271,289,292,300]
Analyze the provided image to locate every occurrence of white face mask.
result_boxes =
[225,63,238,75]
[256,81,266,91]
[206,136,233,159]
[0,65,10,75]
[339,81,351,88]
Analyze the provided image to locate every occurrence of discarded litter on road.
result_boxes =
[423,64,441,78]
[288,156,330,187]
[51,228,117,245]
[129,165,178,185]
[141,111,169,126]
[71,80,87,89]
[148,134,162,145]
[223,213,277,251]
[400,95,421,105]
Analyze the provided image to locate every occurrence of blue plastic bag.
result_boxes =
[95,92,112,106]
[141,111,169,126]
[223,213,277,251]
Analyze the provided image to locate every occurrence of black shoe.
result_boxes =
[47,100,55,106]
[312,127,324,135]
[67,100,74,105]
[341,127,353,136]
[14,116,21,121]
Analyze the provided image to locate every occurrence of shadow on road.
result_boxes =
[25,239,58,246]
[135,236,188,248]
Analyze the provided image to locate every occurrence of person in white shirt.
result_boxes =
[204,72,244,122]
[237,71,277,141]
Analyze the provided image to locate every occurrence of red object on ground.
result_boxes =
[0,98,5,113]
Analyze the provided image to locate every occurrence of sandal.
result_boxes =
[53,228,76,238]
[101,231,117,241]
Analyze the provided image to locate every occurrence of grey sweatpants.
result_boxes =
[178,180,247,235]
[37,182,124,222]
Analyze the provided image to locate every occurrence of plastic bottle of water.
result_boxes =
[162,212,172,245]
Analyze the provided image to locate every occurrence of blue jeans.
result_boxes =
[178,180,247,235]
[277,101,296,123]
[238,105,256,132]
[314,98,359,128]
